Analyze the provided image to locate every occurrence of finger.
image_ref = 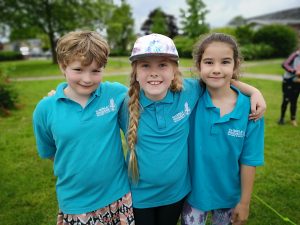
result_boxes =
[231,211,238,224]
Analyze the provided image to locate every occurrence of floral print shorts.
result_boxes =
[57,192,135,225]
[181,201,233,225]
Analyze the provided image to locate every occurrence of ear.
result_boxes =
[59,64,66,75]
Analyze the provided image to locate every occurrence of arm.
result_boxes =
[231,165,256,225]
[231,80,266,120]
[282,52,298,74]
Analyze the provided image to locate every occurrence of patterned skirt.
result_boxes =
[57,192,135,225]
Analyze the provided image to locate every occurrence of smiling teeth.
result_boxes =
[149,81,161,85]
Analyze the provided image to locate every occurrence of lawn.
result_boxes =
[0,57,285,78]
[0,59,299,225]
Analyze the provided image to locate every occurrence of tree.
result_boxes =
[106,0,135,55]
[228,16,247,27]
[180,0,209,38]
[0,0,114,63]
[141,8,178,38]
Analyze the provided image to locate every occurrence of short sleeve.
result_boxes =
[32,100,56,159]
[240,118,264,166]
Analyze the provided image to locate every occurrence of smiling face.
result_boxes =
[61,59,103,100]
[136,56,175,101]
[199,42,235,91]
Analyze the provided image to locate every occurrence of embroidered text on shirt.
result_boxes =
[95,98,117,117]
[227,129,245,138]
[172,102,191,123]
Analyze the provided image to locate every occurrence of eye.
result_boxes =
[203,60,213,65]
[159,63,168,68]
[140,63,149,68]
[222,60,231,64]
[72,68,82,72]
[92,69,102,73]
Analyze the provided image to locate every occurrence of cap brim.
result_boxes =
[129,53,179,62]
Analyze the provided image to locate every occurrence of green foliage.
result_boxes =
[150,9,169,35]
[241,43,275,60]
[0,51,23,61]
[0,0,115,63]
[253,24,298,58]
[228,15,247,27]
[0,69,18,116]
[180,0,209,38]
[173,36,195,58]
[106,0,135,56]
[235,25,254,45]
[141,8,178,38]
[211,27,236,36]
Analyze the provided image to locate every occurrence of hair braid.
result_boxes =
[127,63,141,182]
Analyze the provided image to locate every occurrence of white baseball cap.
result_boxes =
[129,33,179,62]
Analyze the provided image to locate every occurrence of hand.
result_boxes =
[48,89,56,96]
[231,203,250,225]
[249,92,266,121]
[295,70,300,76]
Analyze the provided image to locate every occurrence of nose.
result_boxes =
[212,64,221,74]
[81,72,92,83]
[150,68,159,77]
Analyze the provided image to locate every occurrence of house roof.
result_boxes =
[246,7,300,25]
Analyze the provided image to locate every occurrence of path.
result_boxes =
[10,69,282,82]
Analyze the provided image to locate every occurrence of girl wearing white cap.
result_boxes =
[120,33,266,225]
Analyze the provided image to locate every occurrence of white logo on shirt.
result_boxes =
[227,129,245,138]
[95,98,117,117]
[172,102,191,123]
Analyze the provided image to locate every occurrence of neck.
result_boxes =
[64,87,89,107]
[207,85,237,117]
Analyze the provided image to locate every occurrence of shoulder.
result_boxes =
[182,78,202,94]
[33,96,56,120]
[101,81,128,95]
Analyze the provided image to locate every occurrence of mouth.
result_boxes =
[147,81,163,85]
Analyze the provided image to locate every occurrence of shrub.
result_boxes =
[253,24,298,58]
[235,25,254,45]
[173,36,195,58]
[0,69,19,116]
[240,43,275,60]
[0,51,24,61]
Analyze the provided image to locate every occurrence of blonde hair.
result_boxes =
[56,30,110,69]
[127,59,183,182]
[193,33,243,80]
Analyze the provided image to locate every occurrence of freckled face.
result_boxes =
[136,56,175,101]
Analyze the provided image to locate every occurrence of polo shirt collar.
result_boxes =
[54,82,102,101]
[140,89,174,107]
[203,85,244,120]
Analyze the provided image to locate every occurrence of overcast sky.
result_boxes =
[116,0,300,32]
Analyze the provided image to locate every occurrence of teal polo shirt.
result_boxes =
[120,78,201,208]
[187,86,264,211]
[33,82,130,214]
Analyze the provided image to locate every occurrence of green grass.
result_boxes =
[1,59,299,225]
[0,57,285,78]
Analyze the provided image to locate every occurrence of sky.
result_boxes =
[116,0,300,32]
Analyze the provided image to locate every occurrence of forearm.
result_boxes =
[240,165,256,205]
[231,80,260,96]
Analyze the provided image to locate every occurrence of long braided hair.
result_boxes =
[127,59,183,182]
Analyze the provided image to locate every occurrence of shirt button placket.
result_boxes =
[155,103,166,129]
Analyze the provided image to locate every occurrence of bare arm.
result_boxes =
[231,165,256,225]
[231,80,266,121]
